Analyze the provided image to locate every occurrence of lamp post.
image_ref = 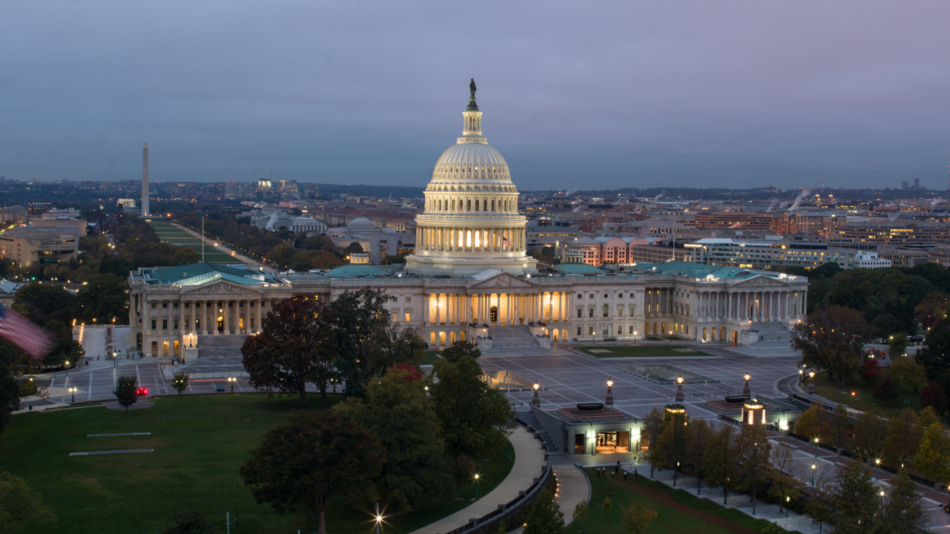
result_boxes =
[879,490,885,515]
[786,496,790,518]
[375,502,382,534]
[812,464,817,487]
[851,391,855,408]
[675,376,685,403]
[65,360,70,378]
[814,437,820,458]
[474,473,480,498]
[69,386,77,403]
[874,458,881,481]
[229,376,237,392]
[808,371,816,395]
[532,382,540,407]
[743,373,751,398]
[605,378,614,406]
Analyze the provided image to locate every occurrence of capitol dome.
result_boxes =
[404,81,537,278]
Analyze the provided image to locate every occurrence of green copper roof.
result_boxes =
[553,263,604,275]
[632,261,760,280]
[146,262,281,285]
[325,264,393,278]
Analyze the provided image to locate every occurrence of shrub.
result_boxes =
[871,375,899,403]
[860,358,882,384]
[920,382,949,413]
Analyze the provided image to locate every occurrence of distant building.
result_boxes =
[0,206,27,224]
[0,279,23,307]
[0,226,81,267]
[684,238,891,270]
[326,218,414,264]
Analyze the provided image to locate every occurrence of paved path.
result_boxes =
[409,427,547,534]
[553,465,589,527]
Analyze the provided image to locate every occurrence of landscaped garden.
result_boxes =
[564,468,790,534]
[811,370,923,417]
[576,345,712,358]
[148,221,238,263]
[0,395,514,534]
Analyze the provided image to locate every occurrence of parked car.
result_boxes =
[135,387,149,396]
[215,384,225,393]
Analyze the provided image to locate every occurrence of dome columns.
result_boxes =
[417,225,525,253]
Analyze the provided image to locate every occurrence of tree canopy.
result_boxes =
[792,305,873,381]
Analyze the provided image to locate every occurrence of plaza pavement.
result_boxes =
[409,426,547,534]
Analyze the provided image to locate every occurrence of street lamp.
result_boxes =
[228,376,236,392]
[812,464,817,487]
[875,458,881,481]
[69,386,77,403]
[65,360,70,377]
[786,496,790,519]
[474,473,480,498]
[814,437,820,458]
[850,391,855,408]
[374,502,382,534]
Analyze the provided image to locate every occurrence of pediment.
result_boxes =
[731,275,789,288]
[466,272,536,290]
[182,281,263,294]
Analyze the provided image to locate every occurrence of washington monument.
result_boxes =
[142,143,149,217]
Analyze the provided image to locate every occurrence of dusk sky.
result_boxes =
[2,1,949,190]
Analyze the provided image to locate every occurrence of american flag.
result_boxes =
[503,236,511,247]
[0,306,53,359]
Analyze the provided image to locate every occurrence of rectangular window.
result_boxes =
[589,308,594,318]
[162,303,167,308]
[589,326,594,335]
[173,321,179,330]
[151,320,156,330]
[629,325,635,334]
[151,303,156,309]
[577,327,582,336]
[173,303,179,308]
[405,312,411,322]
[577,308,582,318]
[406,296,411,302]
[162,320,168,330]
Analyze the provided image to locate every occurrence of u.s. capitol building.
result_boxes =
[127,85,808,359]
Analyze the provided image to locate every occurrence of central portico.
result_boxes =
[404,81,538,277]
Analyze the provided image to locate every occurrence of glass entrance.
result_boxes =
[596,431,631,454]
[490,306,498,324]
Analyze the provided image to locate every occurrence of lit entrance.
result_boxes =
[217,316,224,332]
[490,306,498,324]
[596,431,630,454]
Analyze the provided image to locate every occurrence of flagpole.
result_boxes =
[202,217,205,262]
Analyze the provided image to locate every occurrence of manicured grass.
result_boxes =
[577,346,712,358]
[0,395,514,534]
[812,371,922,417]
[147,221,245,264]
[564,468,792,534]
[422,351,443,365]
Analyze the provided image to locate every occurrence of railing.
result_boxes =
[439,426,552,534]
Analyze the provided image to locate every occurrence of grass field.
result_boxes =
[812,371,922,417]
[0,395,514,534]
[564,468,794,534]
[147,221,241,264]
[577,346,712,358]
[422,351,443,365]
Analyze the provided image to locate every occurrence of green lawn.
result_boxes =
[812,371,922,417]
[422,351,443,365]
[147,221,244,264]
[565,468,793,534]
[577,346,712,358]
[0,395,514,534]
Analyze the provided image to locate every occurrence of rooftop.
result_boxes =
[140,262,284,287]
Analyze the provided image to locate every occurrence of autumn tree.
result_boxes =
[331,289,420,398]
[792,305,873,382]
[827,403,850,449]
[920,382,949,413]
[887,332,909,360]
[831,460,878,534]
[914,423,950,484]
[890,355,926,393]
[571,501,589,530]
[622,501,657,534]
[0,471,55,532]
[732,424,771,508]
[241,295,337,405]
[684,418,713,493]
[792,403,827,440]
[882,409,925,470]
[523,489,564,534]
[649,411,688,481]
[876,469,927,534]
[640,408,664,477]
[850,408,888,461]
[335,367,452,513]
[240,410,384,534]
[768,444,801,515]
[702,425,737,504]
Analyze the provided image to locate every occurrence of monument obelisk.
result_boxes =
[142,143,149,217]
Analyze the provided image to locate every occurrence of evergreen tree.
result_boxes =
[523,489,564,534]
[113,375,138,414]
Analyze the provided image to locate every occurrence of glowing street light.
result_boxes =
[69,386,77,403]
[228,376,236,392]
[811,464,817,487]
[474,473,480,498]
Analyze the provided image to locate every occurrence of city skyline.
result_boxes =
[1,2,949,189]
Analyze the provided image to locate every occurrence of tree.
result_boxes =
[241,295,337,405]
[684,418,712,493]
[571,501,589,530]
[650,411,688,481]
[768,444,801,515]
[441,340,481,363]
[851,409,888,461]
[602,496,612,519]
[451,454,475,499]
[0,341,35,435]
[113,375,138,413]
[523,489,564,534]
[640,408,664,476]
[331,289,415,398]
[172,372,189,395]
[917,318,950,400]
[882,409,924,470]
[76,274,128,324]
[887,332,909,360]
[429,355,514,457]
[831,460,878,534]
[732,424,771,508]
[890,355,926,393]
[0,471,55,532]
[914,423,950,484]
[871,375,899,402]
[828,403,850,449]
[12,282,77,326]
[702,425,737,504]
[621,501,657,534]
[860,358,881,384]
[792,306,873,382]
[159,510,216,534]
[920,382,949,413]
[792,403,827,440]
[239,410,384,534]
[335,367,452,513]
[875,469,927,534]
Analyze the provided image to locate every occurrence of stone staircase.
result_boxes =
[488,326,542,349]
[196,335,247,358]
[516,410,558,453]
[735,322,797,357]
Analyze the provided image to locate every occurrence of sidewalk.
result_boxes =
[409,427,547,534]
[553,465,589,527]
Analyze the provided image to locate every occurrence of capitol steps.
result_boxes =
[488,326,541,349]
[196,335,247,358]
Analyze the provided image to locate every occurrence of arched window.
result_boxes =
[452,199,456,211]
[466,199,471,211]
[491,199,495,211]
[475,200,479,212]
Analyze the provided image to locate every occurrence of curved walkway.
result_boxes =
[553,465,589,526]
[410,426,546,534]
